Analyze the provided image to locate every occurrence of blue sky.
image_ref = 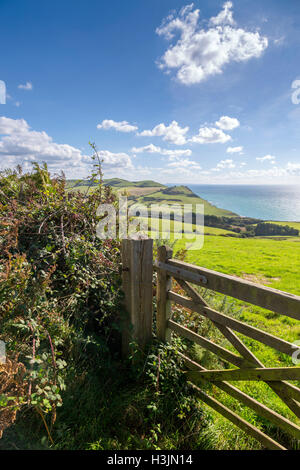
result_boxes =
[1,0,300,184]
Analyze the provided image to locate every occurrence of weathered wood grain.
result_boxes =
[189,366,300,382]
[121,238,153,355]
[156,246,173,342]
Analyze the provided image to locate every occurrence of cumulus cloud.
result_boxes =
[162,156,202,181]
[216,116,240,130]
[229,165,299,179]
[18,82,33,90]
[97,150,133,169]
[227,145,243,154]
[210,1,235,26]
[97,119,138,133]
[190,126,231,144]
[132,144,192,157]
[168,160,202,171]
[256,154,276,163]
[139,120,189,145]
[212,162,300,182]
[286,162,300,172]
[0,116,133,176]
[156,2,268,85]
[215,159,236,169]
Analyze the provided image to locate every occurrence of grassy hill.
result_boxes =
[134,185,237,217]
[67,180,237,217]
[67,178,165,189]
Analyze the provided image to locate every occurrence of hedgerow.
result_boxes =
[0,160,123,440]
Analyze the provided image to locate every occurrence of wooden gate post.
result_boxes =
[121,238,153,356]
[156,245,173,342]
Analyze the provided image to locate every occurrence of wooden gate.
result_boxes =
[122,240,300,450]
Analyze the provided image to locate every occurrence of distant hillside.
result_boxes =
[67,179,236,217]
[67,178,165,189]
[161,185,199,196]
[134,185,237,217]
[104,178,165,188]
[103,178,136,188]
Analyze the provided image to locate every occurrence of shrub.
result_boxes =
[0,162,123,439]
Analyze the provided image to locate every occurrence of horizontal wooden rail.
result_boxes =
[154,260,208,285]
[189,383,286,450]
[168,319,251,368]
[158,258,300,321]
[168,291,299,357]
[188,367,300,382]
[180,353,300,442]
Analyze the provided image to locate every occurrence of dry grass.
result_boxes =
[0,357,27,439]
[118,187,160,197]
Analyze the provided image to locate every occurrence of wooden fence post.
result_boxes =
[121,238,153,356]
[156,245,173,342]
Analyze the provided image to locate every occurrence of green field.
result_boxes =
[182,235,300,293]
[136,217,238,237]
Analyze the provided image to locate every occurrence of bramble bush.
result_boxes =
[0,160,123,440]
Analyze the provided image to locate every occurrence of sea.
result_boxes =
[175,185,300,221]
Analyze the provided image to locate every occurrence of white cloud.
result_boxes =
[156,2,268,85]
[167,154,201,168]
[18,82,33,90]
[215,159,236,169]
[256,154,276,163]
[229,166,294,179]
[210,1,235,26]
[190,127,231,144]
[212,162,300,182]
[139,120,189,145]
[227,145,243,154]
[160,153,202,177]
[0,116,30,134]
[216,116,240,130]
[97,150,133,169]
[168,158,202,170]
[97,119,138,133]
[0,116,133,176]
[286,162,300,173]
[132,144,192,157]
[274,36,285,46]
